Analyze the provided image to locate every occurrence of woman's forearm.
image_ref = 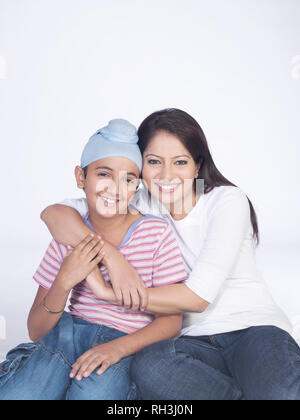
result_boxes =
[90,272,209,315]
[147,284,209,314]
[41,204,92,247]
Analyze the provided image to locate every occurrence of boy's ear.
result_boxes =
[75,166,85,189]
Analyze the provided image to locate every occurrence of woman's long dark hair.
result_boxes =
[138,108,259,244]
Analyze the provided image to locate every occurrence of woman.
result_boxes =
[42,109,300,400]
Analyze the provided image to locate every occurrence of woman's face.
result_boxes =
[142,131,200,217]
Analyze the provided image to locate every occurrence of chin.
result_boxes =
[95,204,129,218]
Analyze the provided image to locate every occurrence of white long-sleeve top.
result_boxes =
[61,185,292,336]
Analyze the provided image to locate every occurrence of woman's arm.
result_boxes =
[89,188,250,314]
[86,262,209,314]
[41,204,148,310]
[41,204,92,247]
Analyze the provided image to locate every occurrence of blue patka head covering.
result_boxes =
[80,119,142,172]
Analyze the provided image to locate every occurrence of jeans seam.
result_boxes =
[0,344,39,389]
[287,336,300,400]
[92,327,105,347]
[178,337,220,353]
[171,338,178,355]
[39,342,73,368]
[126,382,138,400]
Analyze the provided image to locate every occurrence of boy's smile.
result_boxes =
[98,194,120,208]
[75,157,140,219]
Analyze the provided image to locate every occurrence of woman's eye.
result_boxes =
[148,159,161,165]
[175,160,188,165]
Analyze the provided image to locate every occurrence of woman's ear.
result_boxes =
[75,166,86,189]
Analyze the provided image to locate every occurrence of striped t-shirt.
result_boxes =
[33,215,188,334]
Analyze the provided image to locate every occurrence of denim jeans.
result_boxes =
[0,312,138,400]
[131,326,300,400]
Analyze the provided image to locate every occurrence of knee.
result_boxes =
[260,383,300,401]
[130,348,153,384]
[67,367,132,400]
[131,340,175,392]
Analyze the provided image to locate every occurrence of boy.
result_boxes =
[0,119,188,400]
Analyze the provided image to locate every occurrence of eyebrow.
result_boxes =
[94,166,138,178]
[94,166,113,171]
[144,153,191,159]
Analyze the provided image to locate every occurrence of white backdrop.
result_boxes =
[0,0,300,356]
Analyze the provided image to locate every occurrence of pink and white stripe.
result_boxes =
[33,216,188,334]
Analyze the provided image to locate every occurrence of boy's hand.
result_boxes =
[69,341,124,380]
[56,234,105,292]
[101,242,148,312]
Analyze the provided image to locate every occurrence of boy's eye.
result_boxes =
[126,178,139,187]
[97,172,110,177]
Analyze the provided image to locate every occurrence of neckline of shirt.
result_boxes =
[83,214,154,250]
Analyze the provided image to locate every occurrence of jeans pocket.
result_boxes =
[0,343,37,387]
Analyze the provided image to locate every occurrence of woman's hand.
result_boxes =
[55,234,105,292]
[100,242,148,312]
[69,341,125,380]
[86,267,115,302]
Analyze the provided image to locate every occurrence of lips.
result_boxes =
[98,194,119,207]
[155,183,181,193]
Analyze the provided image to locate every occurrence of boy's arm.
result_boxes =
[70,312,182,380]
[28,235,104,342]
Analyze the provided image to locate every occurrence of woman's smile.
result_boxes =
[154,182,182,194]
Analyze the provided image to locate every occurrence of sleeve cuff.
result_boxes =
[184,264,225,303]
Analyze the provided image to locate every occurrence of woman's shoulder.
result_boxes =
[204,185,248,205]
[202,186,250,216]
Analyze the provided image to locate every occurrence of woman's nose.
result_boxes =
[159,165,174,181]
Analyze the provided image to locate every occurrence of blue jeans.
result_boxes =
[0,312,138,400]
[131,326,300,400]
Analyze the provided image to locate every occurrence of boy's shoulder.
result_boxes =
[134,214,169,231]
[128,215,171,244]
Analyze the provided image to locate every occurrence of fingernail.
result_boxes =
[83,372,89,378]
[76,375,82,381]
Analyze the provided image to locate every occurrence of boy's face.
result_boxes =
[75,157,140,218]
